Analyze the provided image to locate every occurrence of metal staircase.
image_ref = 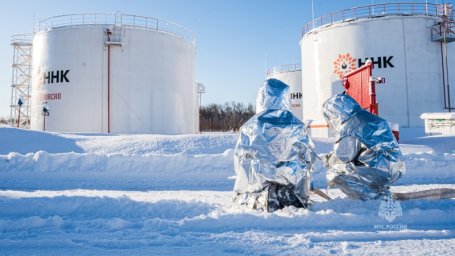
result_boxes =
[431,4,455,43]
[105,26,122,46]
[431,4,455,111]
[9,34,32,127]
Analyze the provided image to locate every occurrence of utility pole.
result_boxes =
[42,102,50,131]
[197,83,206,133]
[17,98,23,128]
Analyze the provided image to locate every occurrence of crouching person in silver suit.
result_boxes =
[233,79,317,212]
[322,94,405,200]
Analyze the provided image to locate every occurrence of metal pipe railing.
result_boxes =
[302,3,453,36]
[267,63,302,76]
[34,12,194,44]
[11,33,33,44]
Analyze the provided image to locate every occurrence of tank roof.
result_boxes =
[302,2,453,36]
[34,12,194,43]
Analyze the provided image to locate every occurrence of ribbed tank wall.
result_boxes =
[31,27,105,132]
[300,15,455,128]
[30,25,196,134]
[109,28,196,134]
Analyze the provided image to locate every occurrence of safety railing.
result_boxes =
[267,63,302,76]
[303,3,453,36]
[11,33,33,45]
[34,12,194,43]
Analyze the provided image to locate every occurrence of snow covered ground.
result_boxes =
[1,125,455,255]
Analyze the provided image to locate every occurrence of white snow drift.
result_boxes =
[1,126,455,255]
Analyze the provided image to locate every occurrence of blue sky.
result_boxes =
[0,0,442,118]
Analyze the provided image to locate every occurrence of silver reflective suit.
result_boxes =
[233,79,317,212]
[322,94,405,200]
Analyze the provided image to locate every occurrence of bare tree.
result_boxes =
[199,102,255,132]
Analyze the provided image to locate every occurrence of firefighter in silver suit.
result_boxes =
[233,79,317,212]
[322,94,405,200]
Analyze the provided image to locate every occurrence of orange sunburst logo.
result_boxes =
[333,53,357,80]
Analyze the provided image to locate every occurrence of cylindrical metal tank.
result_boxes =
[300,3,455,128]
[30,13,197,134]
[266,64,302,119]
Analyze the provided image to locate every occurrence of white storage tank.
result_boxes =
[266,64,303,119]
[30,13,197,134]
[300,3,455,129]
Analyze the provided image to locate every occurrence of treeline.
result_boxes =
[200,102,255,132]
[0,117,11,124]
[2,105,256,131]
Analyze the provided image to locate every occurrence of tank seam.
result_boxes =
[401,18,411,128]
